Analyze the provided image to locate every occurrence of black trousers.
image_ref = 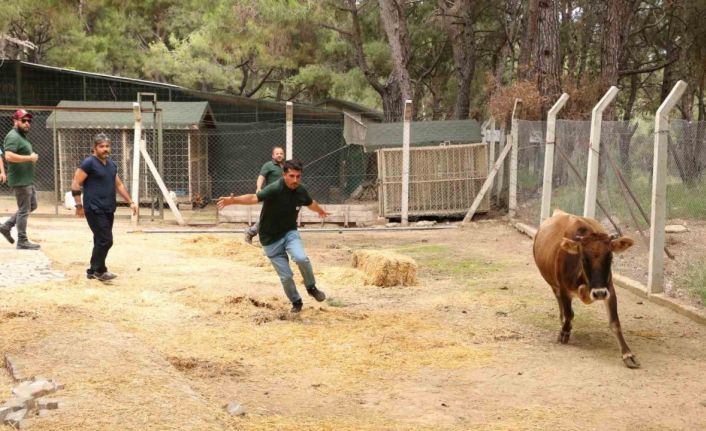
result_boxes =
[84,209,114,274]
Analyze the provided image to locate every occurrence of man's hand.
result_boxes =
[0,173,6,184]
[129,202,138,216]
[75,206,85,218]
[317,209,331,218]
[29,152,39,163]
[216,194,235,210]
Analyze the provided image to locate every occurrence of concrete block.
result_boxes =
[4,408,27,429]
[12,379,56,399]
[4,356,31,382]
[37,398,60,410]
[1,397,32,412]
[224,401,246,416]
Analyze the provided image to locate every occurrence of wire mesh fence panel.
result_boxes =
[665,120,706,305]
[515,120,546,227]
[552,119,591,218]
[596,120,653,285]
[295,123,355,204]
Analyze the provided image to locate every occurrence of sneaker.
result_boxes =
[16,241,40,250]
[290,299,303,313]
[0,226,14,244]
[243,228,254,245]
[306,286,326,302]
[88,271,117,281]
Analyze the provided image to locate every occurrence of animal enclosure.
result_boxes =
[376,143,489,217]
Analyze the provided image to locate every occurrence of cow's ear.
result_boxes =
[560,238,580,255]
[611,236,634,253]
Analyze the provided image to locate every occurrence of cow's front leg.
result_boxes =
[605,288,640,369]
[557,290,574,344]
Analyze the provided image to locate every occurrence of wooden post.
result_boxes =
[286,101,293,159]
[648,80,687,294]
[540,93,570,223]
[584,86,619,218]
[139,139,186,226]
[131,102,142,225]
[463,137,514,223]
[509,99,522,218]
[401,100,412,226]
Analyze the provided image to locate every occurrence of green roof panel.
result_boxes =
[45,101,214,130]
[364,119,482,151]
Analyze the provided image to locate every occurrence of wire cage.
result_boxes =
[377,143,489,217]
[47,101,214,205]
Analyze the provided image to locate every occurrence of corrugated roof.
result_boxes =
[45,101,214,130]
[315,98,384,122]
[364,119,482,151]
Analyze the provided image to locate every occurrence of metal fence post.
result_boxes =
[286,102,293,159]
[540,93,569,223]
[648,80,687,294]
[487,117,496,199]
[131,102,142,225]
[584,86,618,218]
[401,100,412,226]
[509,98,522,218]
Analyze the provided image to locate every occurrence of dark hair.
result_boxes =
[272,145,285,153]
[93,133,111,146]
[282,159,303,173]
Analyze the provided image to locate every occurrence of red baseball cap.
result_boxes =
[12,109,33,120]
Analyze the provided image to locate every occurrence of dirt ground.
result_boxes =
[1,217,706,430]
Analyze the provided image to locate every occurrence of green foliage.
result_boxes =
[680,260,706,305]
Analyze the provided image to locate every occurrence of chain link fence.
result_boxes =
[511,116,706,294]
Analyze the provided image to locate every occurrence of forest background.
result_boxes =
[1,0,704,124]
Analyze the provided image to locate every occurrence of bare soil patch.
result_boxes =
[0,218,704,430]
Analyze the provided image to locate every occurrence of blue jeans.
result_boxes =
[262,230,316,304]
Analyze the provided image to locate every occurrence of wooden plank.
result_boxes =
[463,137,513,223]
[139,139,185,226]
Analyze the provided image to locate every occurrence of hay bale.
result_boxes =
[351,250,417,287]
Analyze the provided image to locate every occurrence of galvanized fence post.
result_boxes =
[509,99,522,218]
[648,80,688,294]
[401,100,412,226]
[584,86,618,218]
[540,93,569,223]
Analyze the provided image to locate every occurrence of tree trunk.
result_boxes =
[378,0,413,119]
[438,0,477,119]
[518,0,540,80]
[537,0,561,116]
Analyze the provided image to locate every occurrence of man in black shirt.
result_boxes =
[244,145,284,244]
[71,133,136,281]
[218,159,330,312]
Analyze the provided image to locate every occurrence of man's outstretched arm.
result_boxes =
[217,194,259,209]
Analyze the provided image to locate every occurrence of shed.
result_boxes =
[46,101,215,204]
[366,120,488,218]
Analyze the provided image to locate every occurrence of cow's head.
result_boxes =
[560,229,633,303]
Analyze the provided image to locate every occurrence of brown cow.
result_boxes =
[533,209,639,368]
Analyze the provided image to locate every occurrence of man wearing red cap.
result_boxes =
[0,109,41,250]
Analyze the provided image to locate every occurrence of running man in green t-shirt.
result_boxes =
[0,109,40,249]
[244,145,284,244]
[218,159,330,312]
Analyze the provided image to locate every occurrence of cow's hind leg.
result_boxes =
[605,289,640,369]
[557,290,574,344]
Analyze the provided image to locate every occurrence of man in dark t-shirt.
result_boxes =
[71,133,137,281]
[218,159,330,312]
[244,145,284,244]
